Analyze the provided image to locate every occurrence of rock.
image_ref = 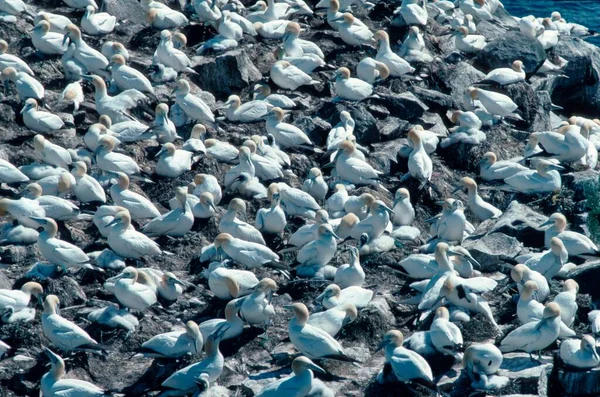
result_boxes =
[376,117,408,142]
[551,37,600,113]
[292,116,331,146]
[366,296,396,325]
[45,276,87,307]
[529,91,553,132]
[474,31,546,74]
[316,102,379,145]
[371,90,428,121]
[102,0,146,25]
[462,232,523,271]
[477,20,509,41]
[193,50,262,99]
[504,82,541,130]
[564,169,600,202]
[410,86,458,110]
[488,200,548,248]
[557,366,600,396]
[499,353,552,381]
[436,62,486,99]
[0,245,35,265]
[0,271,12,290]
[567,261,600,299]
[418,112,448,137]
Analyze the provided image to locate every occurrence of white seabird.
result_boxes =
[21,99,64,134]
[308,302,357,337]
[525,237,568,280]
[143,187,194,237]
[214,233,282,269]
[0,282,43,313]
[112,266,158,311]
[31,20,68,55]
[110,172,160,220]
[64,24,109,74]
[334,246,365,288]
[238,277,278,326]
[295,224,339,278]
[96,136,151,181]
[81,5,116,35]
[183,125,207,153]
[266,107,315,150]
[31,217,91,270]
[256,183,287,234]
[326,184,348,219]
[109,54,154,94]
[207,261,259,300]
[376,330,433,385]
[42,295,105,352]
[71,161,106,203]
[41,348,109,396]
[256,356,326,397]
[270,60,319,91]
[454,177,502,220]
[223,94,272,123]
[136,321,203,358]
[317,283,373,310]
[106,210,163,258]
[156,30,197,74]
[23,183,81,221]
[541,212,600,256]
[479,151,529,181]
[0,39,34,75]
[286,302,357,362]
[147,7,189,29]
[220,198,266,244]
[172,79,216,129]
[193,173,222,204]
[503,160,563,194]
[83,74,145,123]
[560,335,600,369]
[0,158,29,184]
[155,142,196,178]
[463,344,508,390]
[2,66,44,102]
[512,264,550,302]
[373,30,415,77]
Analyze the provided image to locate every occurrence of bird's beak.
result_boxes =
[62,33,70,46]
[28,216,46,224]
[43,347,61,364]
[477,158,487,166]
[80,74,93,81]
[156,148,166,158]
[375,339,390,352]
[382,205,394,215]
[331,231,340,239]
[210,202,218,212]
[539,220,553,227]
[234,298,245,308]
[106,218,121,227]
[307,362,326,374]
[452,185,462,194]
[549,164,565,171]
[283,304,295,311]
[172,278,186,286]
[20,105,29,114]
[316,290,327,300]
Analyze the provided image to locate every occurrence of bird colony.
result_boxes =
[0,0,600,395]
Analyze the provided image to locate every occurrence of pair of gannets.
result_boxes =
[31,20,68,55]
[295,224,339,278]
[220,198,265,244]
[143,187,194,237]
[236,277,278,326]
[156,30,197,74]
[23,183,81,221]
[541,213,599,256]
[511,264,550,301]
[330,140,385,188]
[95,136,151,182]
[501,160,563,194]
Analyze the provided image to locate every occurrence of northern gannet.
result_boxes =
[81,5,116,35]
[41,348,109,395]
[334,67,372,101]
[63,25,109,74]
[469,87,520,119]
[344,192,375,220]
[109,54,154,94]
[282,22,324,59]
[503,160,563,194]
[1,66,43,102]
[463,344,507,390]
[454,26,486,54]
[511,264,550,302]
[254,20,291,39]
[143,187,194,237]
[256,356,326,397]
[21,99,64,134]
[376,330,433,385]
[146,7,189,29]
[199,300,244,341]
[525,237,567,280]
[350,200,393,240]
[266,107,315,150]
[430,306,463,359]
[160,324,230,395]
[31,21,68,55]
[399,26,433,63]
[101,41,129,61]
[95,136,150,181]
[356,57,389,85]
[220,198,266,244]
[295,224,339,278]
[302,168,328,202]
[271,60,319,90]
[31,217,92,270]
[372,30,414,77]
[32,135,70,169]
[481,60,526,86]
[334,246,365,288]
[214,233,282,269]
[287,302,358,362]
[172,79,216,129]
[0,282,43,313]
[23,183,81,221]
[336,13,373,46]
[479,151,529,181]
[256,184,286,234]
[88,305,139,332]
[253,83,295,108]
[222,94,272,122]
[105,210,163,258]
[155,142,196,178]
[308,302,357,337]
[332,140,384,187]
[238,277,278,326]
[277,182,321,219]
[0,39,33,75]
[400,0,428,26]
[42,295,105,351]
[560,335,599,369]
[228,172,268,199]
[83,74,145,123]
[553,279,578,328]
[404,127,433,186]
[325,184,348,218]
[136,321,203,358]
[317,283,373,309]
[500,302,561,358]
[58,80,84,111]
[112,267,158,311]
[206,261,259,300]
[453,177,502,220]
[110,172,161,219]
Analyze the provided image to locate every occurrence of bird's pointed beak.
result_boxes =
[62,33,70,46]
[307,362,326,374]
[375,339,390,352]
[452,185,462,194]
[539,220,553,227]
[106,218,121,227]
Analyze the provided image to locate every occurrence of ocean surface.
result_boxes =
[502,0,600,46]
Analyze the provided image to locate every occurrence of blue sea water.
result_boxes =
[502,0,600,46]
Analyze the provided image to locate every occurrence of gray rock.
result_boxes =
[46,276,87,307]
[193,50,262,99]
[0,245,35,264]
[102,0,147,25]
[474,31,546,74]
[418,112,449,137]
[292,116,331,146]
[489,200,548,248]
[567,261,600,299]
[477,20,508,41]
[0,271,12,290]
[316,102,379,145]
[376,117,408,141]
[505,82,542,130]
[529,91,553,132]
[499,353,552,381]
[371,91,428,121]
[557,366,600,396]
[366,296,396,326]
[411,86,458,110]
[436,62,485,99]
[564,169,600,202]
[462,232,523,271]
